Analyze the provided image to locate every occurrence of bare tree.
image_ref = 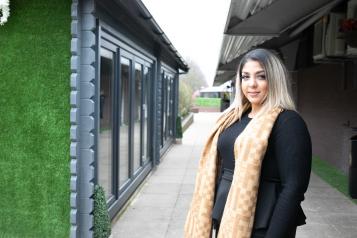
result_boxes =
[179,59,207,117]
[180,58,208,91]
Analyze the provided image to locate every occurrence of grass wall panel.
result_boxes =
[0,1,71,237]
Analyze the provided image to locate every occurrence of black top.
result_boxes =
[212,109,312,237]
[217,111,252,170]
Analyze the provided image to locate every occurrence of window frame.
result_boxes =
[96,22,156,218]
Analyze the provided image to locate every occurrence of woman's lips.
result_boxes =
[248,92,259,96]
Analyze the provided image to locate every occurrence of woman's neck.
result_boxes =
[248,105,262,118]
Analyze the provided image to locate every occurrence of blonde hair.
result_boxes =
[224,48,296,119]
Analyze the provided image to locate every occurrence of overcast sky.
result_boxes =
[141,0,231,86]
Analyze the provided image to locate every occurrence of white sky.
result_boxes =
[141,0,231,86]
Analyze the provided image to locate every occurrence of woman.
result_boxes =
[184,48,311,238]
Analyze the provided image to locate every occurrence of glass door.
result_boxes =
[142,66,151,165]
[160,70,175,148]
[98,32,154,216]
[133,62,143,174]
[131,59,152,174]
[98,47,115,202]
[118,55,131,190]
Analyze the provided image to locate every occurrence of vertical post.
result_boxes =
[71,0,97,237]
[153,51,162,166]
[70,1,80,237]
[173,72,180,139]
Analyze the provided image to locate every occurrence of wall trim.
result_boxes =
[70,0,96,237]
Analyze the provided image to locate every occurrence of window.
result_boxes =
[119,57,130,188]
[98,31,154,215]
[133,63,142,173]
[160,69,176,148]
[98,48,114,200]
[142,67,151,164]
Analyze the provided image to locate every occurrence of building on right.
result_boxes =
[214,0,357,174]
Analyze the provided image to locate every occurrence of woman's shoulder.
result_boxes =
[268,109,311,145]
[274,109,309,131]
[278,109,304,121]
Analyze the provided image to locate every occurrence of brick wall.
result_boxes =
[297,63,357,173]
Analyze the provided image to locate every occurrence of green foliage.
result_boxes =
[179,80,193,118]
[176,116,183,138]
[93,185,111,238]
[0,0,71,237]
[312,156,357,204]
[195,97,221,107]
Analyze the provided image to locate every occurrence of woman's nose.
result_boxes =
[248,78,257,87]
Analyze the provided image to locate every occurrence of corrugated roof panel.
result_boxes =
[219,0,278,68]
[219,35,273,65]
[214,0,345,85]
[225,0,277,31]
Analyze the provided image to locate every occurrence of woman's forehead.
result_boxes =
[241,60,265,72]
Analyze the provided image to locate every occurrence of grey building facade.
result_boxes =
[70,0,188,237]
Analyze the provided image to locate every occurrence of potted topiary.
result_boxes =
[175,116,183,144]
[93,185,111,238]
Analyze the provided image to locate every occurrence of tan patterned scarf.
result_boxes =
[184,107,282,238]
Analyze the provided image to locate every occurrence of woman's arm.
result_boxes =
[265,112,312,238]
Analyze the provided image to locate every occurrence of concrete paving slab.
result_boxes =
[182,175,196,185]
[120,206,173,222]
[113,219,169,238]
[158,159,190,169]
[165,219,186,238]
[153,168,187,176]
[179,184,195,195]
[131,193,178,208]
[141,182,181,195]
[149,175,184,184]
[296,223,341,238]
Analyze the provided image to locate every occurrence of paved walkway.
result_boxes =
[112,113,357,238]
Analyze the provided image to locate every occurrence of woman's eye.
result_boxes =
[241,75,249,80]
[257,75,266,80]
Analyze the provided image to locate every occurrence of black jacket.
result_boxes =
[213,110,312,238]
[252,110,312,237]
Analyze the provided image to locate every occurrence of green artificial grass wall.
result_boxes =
[0,0,71,237]
[312,156,357,205]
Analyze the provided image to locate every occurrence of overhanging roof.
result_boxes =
[225,0,343,36]
[213,0,345,85]
[115,0,189,72]
[136,0,188,71]
[214,71,237,86]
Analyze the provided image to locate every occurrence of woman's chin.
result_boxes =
[247,99,263,106]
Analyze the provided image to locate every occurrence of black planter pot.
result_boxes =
[343,31,357,48]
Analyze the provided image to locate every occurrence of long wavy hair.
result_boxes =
[222,48,296,120]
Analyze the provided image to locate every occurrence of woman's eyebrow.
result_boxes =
[255,70,265,74]
[242,70,265,74]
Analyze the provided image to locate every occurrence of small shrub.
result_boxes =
[176,116,183,138]
[93,185,111,238]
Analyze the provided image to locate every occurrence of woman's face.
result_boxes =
[241,60,268,108]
